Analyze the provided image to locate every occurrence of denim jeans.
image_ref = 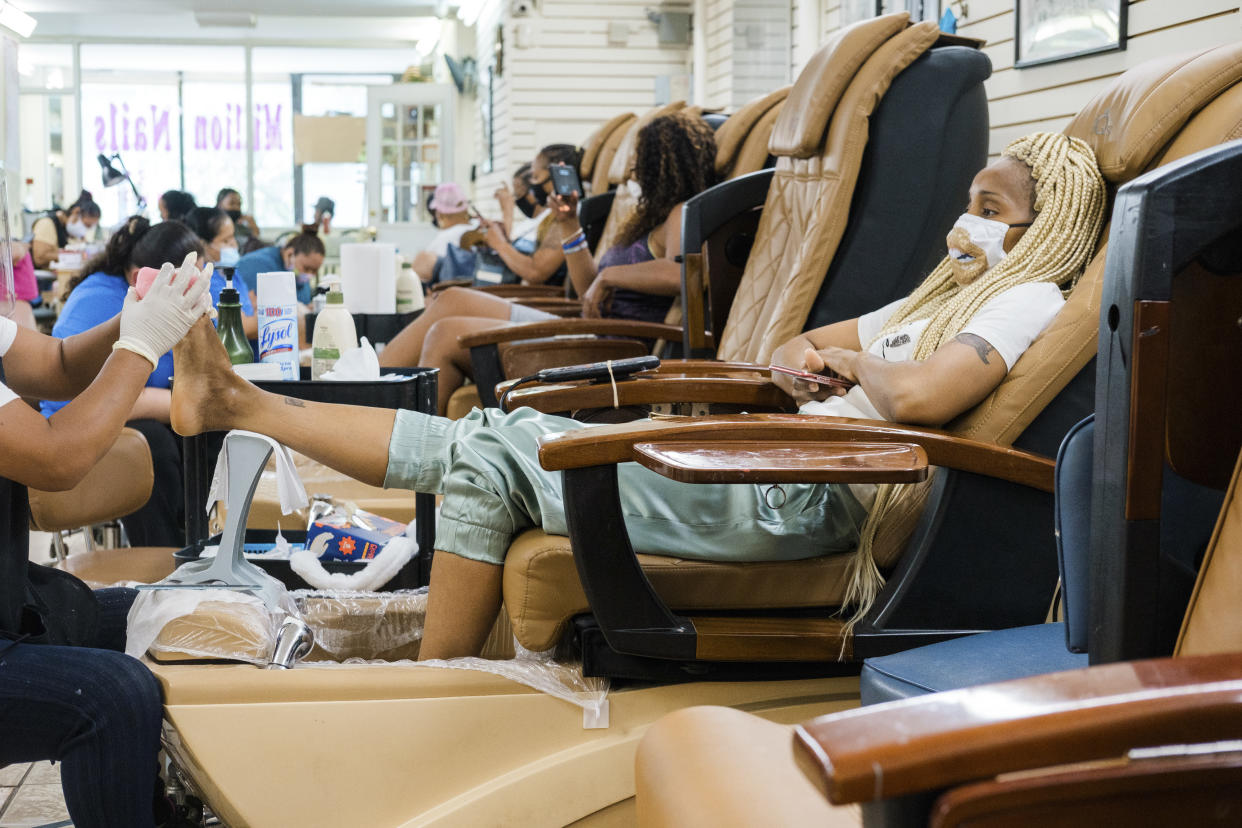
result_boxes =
[0,587,161,828]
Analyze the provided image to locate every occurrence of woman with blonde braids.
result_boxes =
[168,132,1105,660]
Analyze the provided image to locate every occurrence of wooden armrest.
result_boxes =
[510,297,580,308]
[474,284,564,298]
[502,374,793,414]
[537,414,1054,491]
[633,440,928,484]
[793,652,1242,805]
[429,279,472,293]
[650,359,770,376]
[458,318,682,348]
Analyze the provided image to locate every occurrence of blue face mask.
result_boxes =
[218,245,240,267]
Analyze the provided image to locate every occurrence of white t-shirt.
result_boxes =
[426,220,479,257]
[0,315,19,410]
[799,282,1066,422]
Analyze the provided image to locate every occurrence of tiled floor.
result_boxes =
[0,762,72,828]
[1,531,95,828]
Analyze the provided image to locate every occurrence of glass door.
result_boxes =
[366,84,454,231]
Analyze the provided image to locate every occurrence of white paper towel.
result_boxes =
[340,242,397,314]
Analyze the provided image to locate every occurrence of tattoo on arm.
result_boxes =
[284,397,305,408]
[954,333,996,365]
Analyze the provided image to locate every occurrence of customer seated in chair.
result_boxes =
[169,132,1105,662]
[234,228,326,305]
[378,115,718,414]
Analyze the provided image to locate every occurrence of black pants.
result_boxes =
[0,587,161,828]
[121,419,184,548]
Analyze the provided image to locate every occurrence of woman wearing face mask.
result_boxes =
[168,132,1105,662]
[234,230,325,305]
[215,187,261,249]
[474,143,575,288]
[42,218,207,546]
[494,162,539,239]
[65,198,102,244]
[377,119,715,414]
[186,206,310,346]
[29,191,100,268]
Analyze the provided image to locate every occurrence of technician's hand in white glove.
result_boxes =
[114,252,214,370]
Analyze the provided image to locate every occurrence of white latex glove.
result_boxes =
[113,252,214,370]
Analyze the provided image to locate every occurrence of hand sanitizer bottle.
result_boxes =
[311,279,358,380]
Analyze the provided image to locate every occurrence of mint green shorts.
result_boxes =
[384,407,868,566]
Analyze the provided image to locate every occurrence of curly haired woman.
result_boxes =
[378,114,719,414]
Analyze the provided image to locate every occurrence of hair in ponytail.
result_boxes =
[68,217,204,299]
[284,228,325,257]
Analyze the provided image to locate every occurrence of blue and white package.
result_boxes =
[257,271,298,380]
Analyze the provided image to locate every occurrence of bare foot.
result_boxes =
[170,317,249,436]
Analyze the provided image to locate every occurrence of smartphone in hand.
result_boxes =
[551,164,583,197]
[768,364,854,389]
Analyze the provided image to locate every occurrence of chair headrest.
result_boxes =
[715,87,791,175]
[1065,41,1242,184]
[581,112,636,179]
[1151,83,1242,170]
[769,12,910,159]
[608,101,687,185]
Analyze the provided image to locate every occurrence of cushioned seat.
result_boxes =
[859,414,1094,704]
[504,529,854,651]
[63,545,178,585]
[859,623,1086,705]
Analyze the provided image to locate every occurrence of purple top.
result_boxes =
[596,237,674,324]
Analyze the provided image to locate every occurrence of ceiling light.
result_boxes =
[0,2,37,40]
[194,11,258,28]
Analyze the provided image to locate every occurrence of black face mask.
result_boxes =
[225,209,243,222]
[530,180,549,207]
[516,194,538,218]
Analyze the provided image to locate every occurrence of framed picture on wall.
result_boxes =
[1015,0,1127,68]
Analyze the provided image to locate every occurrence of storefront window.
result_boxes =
[18,44,77,214]
[298,73,393,226]
[22,43,410,233]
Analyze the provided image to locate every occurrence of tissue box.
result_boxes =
[309,509,407,562]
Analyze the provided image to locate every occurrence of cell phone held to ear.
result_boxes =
[551,164,583,198]
[768,364,854,390]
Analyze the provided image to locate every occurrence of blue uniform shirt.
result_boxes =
[41,271,174,417]
[233,246,311,304]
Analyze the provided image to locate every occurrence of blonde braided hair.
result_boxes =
[836,132,1106,643]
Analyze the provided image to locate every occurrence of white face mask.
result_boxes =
[67,219,89,238]
[218,245,240,267]
[625,179,642,200]
[945,212,1031,286]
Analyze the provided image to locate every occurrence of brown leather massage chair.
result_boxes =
[444,91,792,417]
[634,135,1242,827]
[466,13,992,413]
[506,40,1242,683]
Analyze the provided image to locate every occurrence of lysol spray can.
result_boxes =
[257,271,299,381]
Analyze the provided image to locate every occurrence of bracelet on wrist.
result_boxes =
[563,241,589,255]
